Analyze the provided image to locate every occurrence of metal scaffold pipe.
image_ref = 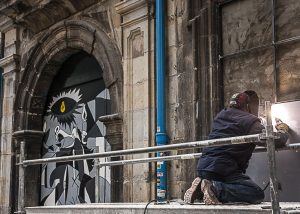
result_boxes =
[21,134,262,166]
[98,153,203,167]
[265,101,280,214]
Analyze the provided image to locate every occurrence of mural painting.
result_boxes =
[40,54,111,205]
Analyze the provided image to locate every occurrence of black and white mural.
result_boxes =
[40,83,111,205]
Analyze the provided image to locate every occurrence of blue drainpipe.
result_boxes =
[156,0,168,202]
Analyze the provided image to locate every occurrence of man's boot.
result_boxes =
[184,177,203,204]
[201,179,221,205]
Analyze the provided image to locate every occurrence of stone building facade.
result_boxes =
[0,0,300,213]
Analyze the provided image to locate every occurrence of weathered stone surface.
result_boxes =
[99,114,123,202]
[277,42,300,101]
[166,75,179,106]
[0,2,125,211]
[132,82,148,110]
[223,49,274,104]
[0,151,13,212]
[222,0,272,55]
[0,0,101,33]
[25,202,300,214]
[277,0,300,40]
[165,0,199,201]
[118,0,155,203]
[0,23,20,214]
[132,56,147,84]
[1,0,300,212]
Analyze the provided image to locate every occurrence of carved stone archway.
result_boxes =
[13,18,123,209]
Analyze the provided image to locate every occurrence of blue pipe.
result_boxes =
[156,0,168,202]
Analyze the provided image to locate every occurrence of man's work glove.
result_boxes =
[275,118,289,133]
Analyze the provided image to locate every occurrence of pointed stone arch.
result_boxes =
[13,18,123,208]
[15,18,123,132]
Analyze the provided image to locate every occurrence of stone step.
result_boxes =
[26,202,300,214]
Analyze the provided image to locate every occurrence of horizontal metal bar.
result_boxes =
[287,143,300,149]
[219,35,300,60]
[219,44,271,60]
[98,153,203,167]
[99,143,300,168]
[187,8,207,27]
[276,35,300,46]
[13,130,44,136]
[254,143,300,153]
[21,134,263,166]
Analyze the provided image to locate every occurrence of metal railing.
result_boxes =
[16,101,289,214]
[20,134,262,166]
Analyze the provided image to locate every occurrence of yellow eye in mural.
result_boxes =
[60,101,66,113]
[47,89,82,125]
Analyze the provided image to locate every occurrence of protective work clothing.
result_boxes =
[184,91,289,205]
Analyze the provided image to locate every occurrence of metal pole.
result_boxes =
[21,134,262,166]
[265,101,280,214]
[17,141,25,214]
[271,0,278,103]
[219,43,270,60]
[99,153,203,167]
[95,147,100,203]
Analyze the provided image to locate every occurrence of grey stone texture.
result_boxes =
[25,202,300,214]
[277,0,300,40]
[222,0,272,55]
[277,42,300,101]
[221,0,300,104]
[223,49,274,104]
[0,0,300,213]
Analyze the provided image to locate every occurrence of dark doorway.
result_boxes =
[40,52,111,205]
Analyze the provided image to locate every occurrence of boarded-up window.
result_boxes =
[221,0,300,104]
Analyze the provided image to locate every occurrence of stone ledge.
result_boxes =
[26,202,300,214]
[115,0,148,16]
[0,54,19,68]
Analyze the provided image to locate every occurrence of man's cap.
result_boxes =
[244,90,259,103]
[229,92,250,109]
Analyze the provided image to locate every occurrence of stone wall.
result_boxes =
[221,0,273,103]
[0,0,125,212]
[277,0,300,101]
[221,0,300,104]
[165,0,197,200]
[0,24,20,214]
[1,0,300,212]
[116,0,156,202]
[220,0,300,202]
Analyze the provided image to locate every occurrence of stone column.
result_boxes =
[13,130,44,211]
[0,19,20,214]
[99,113,123,202]
[115,0,156,202]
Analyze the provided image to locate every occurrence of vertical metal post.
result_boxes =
[17,141,25,214]
[265,101,280,214]
[271,0,278,102]
[95,147,100,203]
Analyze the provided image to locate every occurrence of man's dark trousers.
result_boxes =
[198,171,264,204]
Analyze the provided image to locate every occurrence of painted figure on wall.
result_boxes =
[40,53,110,206]
[40,79,111,205]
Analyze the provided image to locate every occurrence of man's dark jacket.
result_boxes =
[197,108,262,177]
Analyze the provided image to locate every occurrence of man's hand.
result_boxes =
[275,119,289,133]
